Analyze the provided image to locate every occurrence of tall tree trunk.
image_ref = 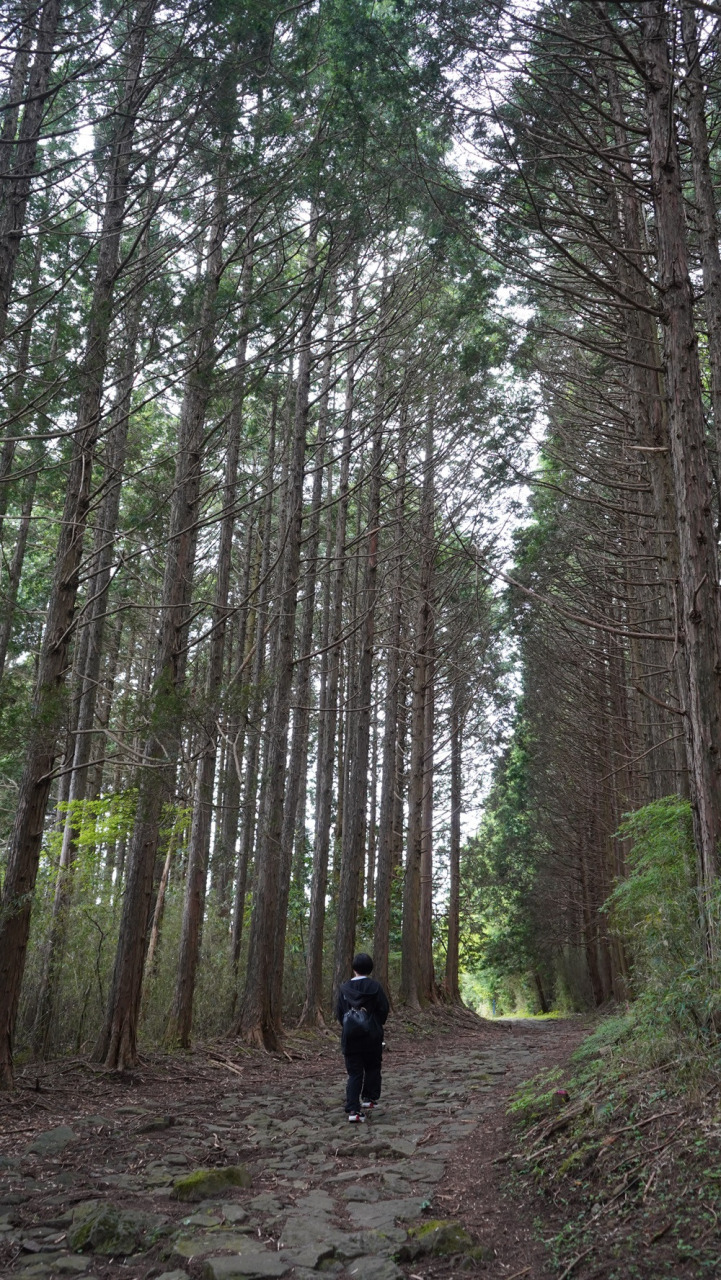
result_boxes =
[418,413,435,1004]
[89,611,122,802]
[299,285,358,1025]
[269,281,335,1030]
[143,842,173,990]
[295,473,333,1016]
[392,663,409,876]
[212,536,253,912]
[209,638,230,907]
[338,513,361,864]
[332,339,385,1000]
[230,396,277,975]
[373,423,406,995]
[166,232,253,1048]
[366,689,379,905]
[93,155,226,1070]
[235,365,294,945]
[0,2,155,1089]
[642,2,721,940]
[418,641,435,1002]
[0,1,36,166]
[292,747,310,889]
[0,235,41,545]
[0,453,37,679]
[399,602,427,1009]
[400,411,434,1009]
[31,245,147,1059]
[237,216,318,1049]
[606,54,691,802]
[444,682,462,1003]
[681,2,721,457]
[0,0,61,341]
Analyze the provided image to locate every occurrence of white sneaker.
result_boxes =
[360,1100,377,1110]
[348,1112,365,1123]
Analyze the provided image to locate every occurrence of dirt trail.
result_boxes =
[0,1013,586,1280]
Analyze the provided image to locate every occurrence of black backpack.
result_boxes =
[342,1005,373,1046]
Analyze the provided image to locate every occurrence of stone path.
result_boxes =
[0,1018,582,1280]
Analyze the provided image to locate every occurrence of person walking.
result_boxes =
[336,952,389,1122]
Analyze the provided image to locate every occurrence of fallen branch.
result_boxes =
[206,1052,245,1076]
[645,1118,688,1156]
[605,1108,681,1140]
[557,1244,594,1280]
[527,1141,558,1160]
[536,1099,590,1142]
[647,1221,672,1244]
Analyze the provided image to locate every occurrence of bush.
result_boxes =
[605,796,721,1051]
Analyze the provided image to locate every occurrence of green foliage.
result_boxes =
[140,889,239,1048]
[606,798,697,989]
[16,795,193,1058]
[606,797,721,1047]
[458,713,558,1016]
[571,1011,634,1068]
[46,792,138,884]
[460,967,536,1018]
[507,1065,564,1123]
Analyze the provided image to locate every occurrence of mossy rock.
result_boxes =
[170,1166,252,1202]
[68,1200,168,1254]
[396,1218,478,1261]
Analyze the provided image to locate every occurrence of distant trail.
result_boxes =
[0,1013,587,1280]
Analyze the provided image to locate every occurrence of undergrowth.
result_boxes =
[506,797,721,1278]
[506,1012,721,1277]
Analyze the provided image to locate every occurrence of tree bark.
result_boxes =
[366,690,379,905]
[212,530,253,912]
[400,410,434,1008]
[0,0,62,341]
[418,640,435,1003]
[0,235,41,546]
[399,609,426,1010]
[681,2,721,458]
[0,454,37,680]
[418,413,436,1004]
[444,683,462,1002]
[373,423,406,995]
[230,399,277,974]
[299,282,358,1025]
[392,663,408,876]
[0,1,36,169]
[332,308,385,1001]
[642,2,721,938]
[166,230,253,1048]
[0,1,155,1089]
[269,279,335,1030]
[93,153,226,1069]
[143,842,173,986]
[31,239,147,1059]
[237,216,318,1049]
[606,51,691,802]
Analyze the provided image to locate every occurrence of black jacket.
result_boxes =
[336,976,389,1050]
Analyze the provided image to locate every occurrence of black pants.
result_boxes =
[344,1041,383,1113]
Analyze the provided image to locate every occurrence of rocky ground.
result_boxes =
[0,1011,586,1280]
